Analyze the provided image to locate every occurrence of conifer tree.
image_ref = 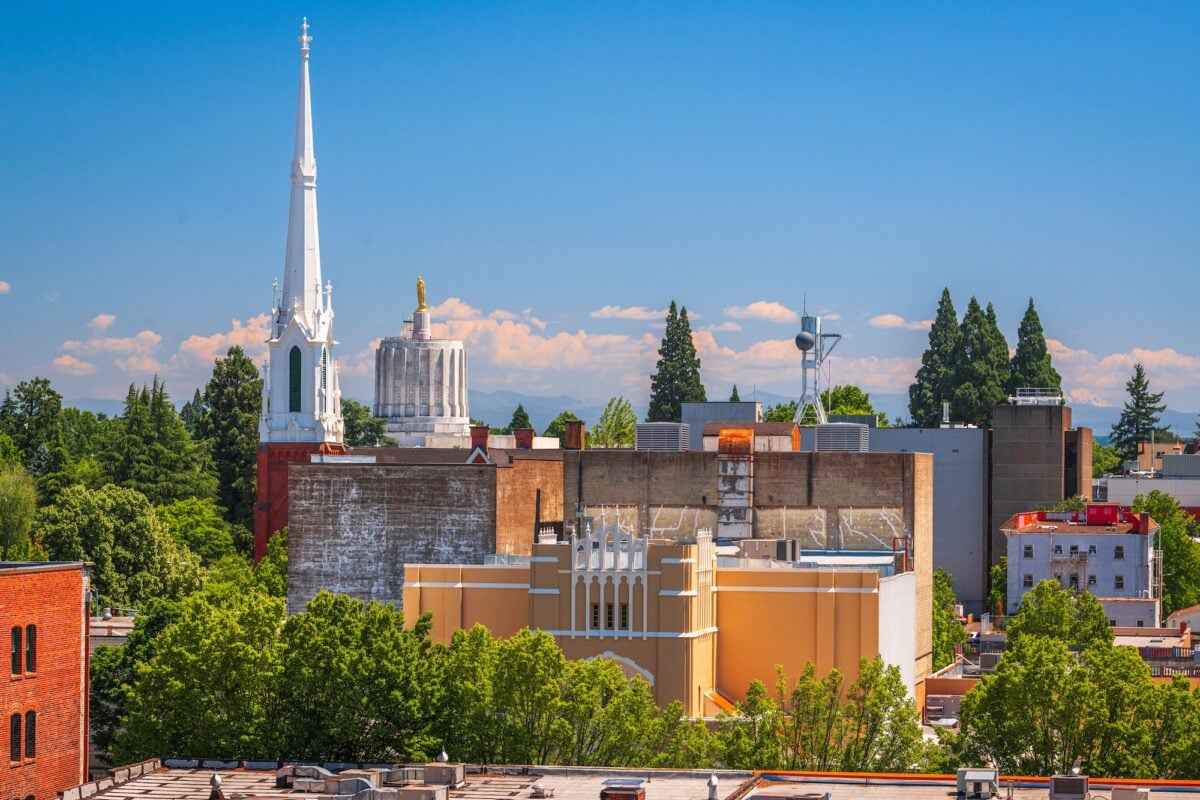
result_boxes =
[647,302,706,422]
[1109,363,1167,462]
[908,289,959,427]
[950,298,1008,428]
[1007,298,1061,395]
[729,385,740,402]
[200,347,263,536]
[180,389,207,438]
[506,403,533,432]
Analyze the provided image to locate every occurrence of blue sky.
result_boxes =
[2,2,1199,418]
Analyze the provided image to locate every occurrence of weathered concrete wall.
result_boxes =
[991,405,1068,569]
[495,457,564,554]
[287,463,497,613]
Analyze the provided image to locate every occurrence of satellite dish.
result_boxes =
[795,331,815,351]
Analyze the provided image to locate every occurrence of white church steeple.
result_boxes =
[260,19,343,445]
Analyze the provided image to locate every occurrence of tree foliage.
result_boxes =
[1110,363,1167,462]
[0,378,71,502]
[1132,490,1200,617]
[590,397,637,448]
[1092,443,1123,478]
[342,398,397,447]
[764,401,798,423]
[932,569,967,670]
[200,346,263,533]
[1006,579,1113,650]
[504,403,534,433]
[0,466,40,559]
[908,288,960,427]
[729,385,740,402]
[157,497,238,566]
[542,411,580,445]
[39,484,201,607]
[822,384,889,427]
[647,302,706,422]
[1008,298,1061,394]
[949,298,1009,428]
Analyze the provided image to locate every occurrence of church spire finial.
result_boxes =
[299,17,312,56]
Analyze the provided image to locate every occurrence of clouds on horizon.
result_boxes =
[868,313,933,332]
[724,301,798,324]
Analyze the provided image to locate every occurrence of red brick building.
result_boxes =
[0,563,90,800]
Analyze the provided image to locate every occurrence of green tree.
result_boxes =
[434,624,503,763]
[113,587,286,763]
[908,288,960,427]
[505,403,534,433]
[39,484,201,607]
[157,497,237,566]
[1006,579,1113,650]
[1110,363,1167,462]
[275,591,441,762]
[715,678,783,769]
[542,411,580,445]
[821,384,890,427]
[950,298,1009,428]
[0,432,19,469]
[764,401,798,423]
[1092,443,1123,478]
[0,466,39,559]
[729,385,740,402]
[105,379,217,506]
[1007,298,1061,395]
[0,378,71,502]
[341,398,397,447]
[200,346,263,533]
[836,657,925,772]
[590,397,637,448]
[180,388,208,438]
[647,302,706,422]
[932,569,967,670]
[492,628,568,764]
[60,407,114,461]
[1132,490,1200,617]
[987,557,1008,615]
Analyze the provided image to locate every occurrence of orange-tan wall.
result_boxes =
[495,458,564,555]
[402,564,529,643]
[714,567,886,702]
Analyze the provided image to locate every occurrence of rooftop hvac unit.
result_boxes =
[635,423,690,452]
[599,779,646,800]
[1110,789,1150,800]
[955,768,998,798]
[815,423,868,452]
[1048,774,1088,800]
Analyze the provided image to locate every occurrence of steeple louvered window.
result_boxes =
[289,346,302,413]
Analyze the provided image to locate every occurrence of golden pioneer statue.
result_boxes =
[416,275,427,312]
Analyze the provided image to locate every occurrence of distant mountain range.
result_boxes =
[65,390,1197,441]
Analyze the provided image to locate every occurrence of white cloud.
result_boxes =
[0,281,10,295]
[724,301,798,324]
[1067,388,1112,408]
[868,313,932,332]
[428,297,483,320]
[338,338,383,377]
[1047,339,1200,406]
[52,354,97,376]
[0,373,12,386]
[89,313,116,333]
[171,314,272,370]
[701,322,742,333]
[590,305,668,321]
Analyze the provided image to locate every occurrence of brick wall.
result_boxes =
[495,459,563,555]
[0,564,88,800]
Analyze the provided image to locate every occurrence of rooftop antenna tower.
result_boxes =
[793,298,841,425]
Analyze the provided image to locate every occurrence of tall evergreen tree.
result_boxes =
[1110,363,1167,462]
[1007,298,1061,395]
[506,403,534,432]
[180,389,208,438]
[729,385,740,402]
[0,378,71,503]
[200,347,263,534]
[908,289,960,427]
[950,297,1008,428]
[647,302,706,422]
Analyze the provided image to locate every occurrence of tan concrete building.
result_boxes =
[404,524,922,717]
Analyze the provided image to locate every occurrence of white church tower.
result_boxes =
[259,19,343,444]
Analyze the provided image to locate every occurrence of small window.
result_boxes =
[1022,544,1033,559]
[1053,545,1063,555]
[1115,575,1125,590]
[1088,575,1097,586]
[590,603,599,629]
[8,714,18,762]
[1088,544,1097,555]
[1069,545,1079,556]
[619,603,629,631]
[24,626,34,674]
[22,712,33,759]
[10,628,19,675]
[1069,573,1080,589]
[605,603,614,629]
[288,346,302,413]
[1115,545,1125,560]
[1137,620,1145,628]
[1023,574,1034,588]
[1109,618,1117,627]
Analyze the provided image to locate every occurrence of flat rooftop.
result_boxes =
[1001,505,1156,535]
[76,763,1200,800]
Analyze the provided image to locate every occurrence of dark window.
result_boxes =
[8,714,18,762]
[320,349,328,413]
[1088,575,1096,586]
[1069,545,1079,556]
[619,603,629,631]
[10,628,20,675]
[288,346,302,413]
[24,626,34,674]
[1022,544,1033,559]
[1115,575,1125,590]
[590,603,599,629]
[1115,545,1125,560]
[1023,574,1033,588]
[1137,620,1145,628]
[605,603,614,629]
[1053,545,1063,555]
[1069,573,1080,589]
[22,712,33,759]
[1088,544,1097,555]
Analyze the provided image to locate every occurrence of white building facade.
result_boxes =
[259,20,343,446]
[1002,504,1161,627]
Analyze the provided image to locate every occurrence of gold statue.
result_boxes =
[416,275,427,312]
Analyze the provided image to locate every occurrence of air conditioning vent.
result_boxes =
[1049,774,1088,800]
[955,768,998,798]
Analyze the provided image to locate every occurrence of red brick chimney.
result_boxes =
[514,428,534,449]
[564,419,586,450]
[470,425,489,452]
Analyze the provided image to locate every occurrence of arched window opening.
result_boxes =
[24,626,34,673]
[320,348,328,414]
[10,628,19,675]
[289,346,302,413]
[8,714,18,762]
[22,712,33,759]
